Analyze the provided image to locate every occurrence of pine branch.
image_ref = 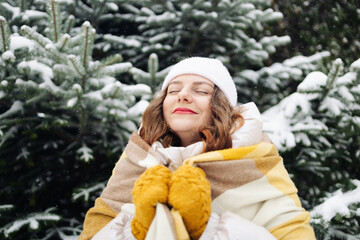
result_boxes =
[93,0,108,27]
[46,0,62,43]
[67,55,86,78]
[211,0,220,7]
[53,63,77,77]
[0,101,24,120]
[100,53,123,67]
[95,62,132,77]
[103,34,141,48]
[26,92,47,104]
[19,26,65,63]
[2,211,60,237]
[130,67,150,84]
[111,86,120,99]
[18,0,25,12]
[0,17,9,52]
[55,33,70,51]
[51,0,58,42]
[50,126,75,143]
[0,22,6,52]
[320,59,343,102]
[88,54,122,74]
[75,0,93,19]
[186,30,200,56]
[83,24,89,68]
[67,34,82,48]
[72,182,105,201]
[148,53,158,92]
[3,0,13,5]
[79,105,85,139]
[45,43,66,63]
[148,53,158,79]
[64,15,75,34]
[20,25,52,49]
[80,21,95,70]
[81,76,86,91]
[0,204,14,215]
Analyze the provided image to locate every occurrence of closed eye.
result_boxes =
[195,90,209,94]
[168,90,180,94]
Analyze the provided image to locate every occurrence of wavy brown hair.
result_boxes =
[139,86,244,152]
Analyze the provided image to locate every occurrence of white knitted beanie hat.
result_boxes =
[161,57,238,106]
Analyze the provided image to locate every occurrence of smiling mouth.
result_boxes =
[173,108,197,114]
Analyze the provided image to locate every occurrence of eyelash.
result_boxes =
[168,90,209,95]
[169,90,180,94]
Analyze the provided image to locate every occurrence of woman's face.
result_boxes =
[163,74,214,146]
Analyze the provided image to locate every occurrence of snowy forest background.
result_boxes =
[0,0,359,239]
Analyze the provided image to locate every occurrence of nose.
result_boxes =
[177,88,192,103]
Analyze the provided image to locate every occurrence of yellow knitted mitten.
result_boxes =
[131,165,172,240]
[168,165,212,240]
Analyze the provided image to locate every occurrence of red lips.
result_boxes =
[173,108,197,114]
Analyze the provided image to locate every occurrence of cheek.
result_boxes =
[202,101,212,124]
[163,96,169,111]
[162,98,171,120]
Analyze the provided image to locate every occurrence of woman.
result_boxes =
[79,57,316,240]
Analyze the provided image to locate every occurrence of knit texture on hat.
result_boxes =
[162,57,238,106]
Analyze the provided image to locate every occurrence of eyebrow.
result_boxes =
[168,81,214,88]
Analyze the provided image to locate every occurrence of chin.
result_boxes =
[167,116,204,135]
[171,127,197,134]
[169,124,198,135]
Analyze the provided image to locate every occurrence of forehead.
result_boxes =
[168,74,214,87]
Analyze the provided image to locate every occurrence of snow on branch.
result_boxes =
[1,211,60,238]
[88,54,123,74]
[0,100,24,120]
[20,25,52,49]
[95,62,132,77]
[10,35,35,51]
[72,182,106,202]
[0,204,14,215]
[350,58,360,71]
[76,144,93,162]
[263,92,328,150]
[146,12,177,25]
[17,60,65,94]
[283,51,331,68]
[311,179,360,222]
[103,34,141,48]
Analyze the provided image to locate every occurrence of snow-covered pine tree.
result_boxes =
[0,1,150,239]
[130,53,172,94]
[235,51,331,109]
[2,0,358,239]
[64,0,125,30]
[96,0,331,107]
[0,13,67,239]
[263,57,360,238]
[274,0,360,66]
[310,179,360,239]
[98,1,288,69]
[0,0,48,31]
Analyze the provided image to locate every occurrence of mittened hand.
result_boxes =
[131,165,212,240]
[168,165,212,240]
[131,165,172,240]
